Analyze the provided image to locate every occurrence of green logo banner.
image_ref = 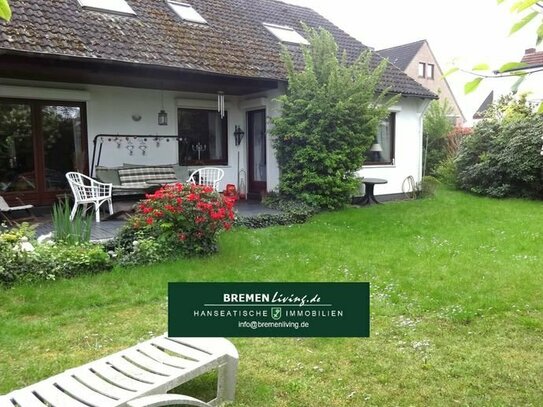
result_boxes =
[168,282,370,337]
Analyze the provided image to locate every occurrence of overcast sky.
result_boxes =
[283,0,542,122]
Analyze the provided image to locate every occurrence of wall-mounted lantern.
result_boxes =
[234,125,245,146]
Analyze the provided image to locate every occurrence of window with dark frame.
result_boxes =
[427,64,435,79]
[418,62,426,78]
[178,108,228,165]
[365,113,396,166]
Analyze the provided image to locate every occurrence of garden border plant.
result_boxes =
[112,183,235,266]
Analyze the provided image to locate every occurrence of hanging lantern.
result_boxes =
[158,109,168,126]
[158,89,168,126]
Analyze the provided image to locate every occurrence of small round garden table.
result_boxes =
[359,178,388,205]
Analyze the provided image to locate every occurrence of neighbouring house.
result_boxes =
[472,91,494,122]
[472,48,543,123]
[0,0,436,205]
[378,39,465,126]
[519,48,543,105]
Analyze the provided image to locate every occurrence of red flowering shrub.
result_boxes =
[128,183,235,256]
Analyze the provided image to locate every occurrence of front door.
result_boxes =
[0,99,87,205]
[247,109,267,196]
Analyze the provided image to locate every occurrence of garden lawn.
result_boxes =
[1,189,542,406]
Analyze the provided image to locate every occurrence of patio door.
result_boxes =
[247,109,267,196]
[0,99,87,205]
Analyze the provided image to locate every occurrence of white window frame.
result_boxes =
[418,62,426,78]
[77,0,136,16]
[167,1,207,24]
[263,23,309,45]
[427,64,435,79]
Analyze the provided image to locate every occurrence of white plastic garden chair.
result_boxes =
[66,172,113,223]
[0,195,36,226]
[187,168,225,192]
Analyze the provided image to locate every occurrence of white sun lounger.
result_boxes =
[0,335,238,407]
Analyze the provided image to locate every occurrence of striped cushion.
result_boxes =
[118,166,178,188]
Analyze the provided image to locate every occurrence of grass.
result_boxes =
[1,189,542,406]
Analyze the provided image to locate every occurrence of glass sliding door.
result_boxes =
[0,99,87,205]
[248,109,267,195]
[0,102,35,194]
[42,105,85,192]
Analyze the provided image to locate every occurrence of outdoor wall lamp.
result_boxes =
[234,125,245,146]
[158,110,168,126]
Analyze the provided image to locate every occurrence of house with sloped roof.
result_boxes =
[0,0,436,205]
[378,39,465,126]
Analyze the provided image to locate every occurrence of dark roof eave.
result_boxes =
[0,48,284,84]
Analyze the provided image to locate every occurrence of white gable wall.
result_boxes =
[359,97,431,195]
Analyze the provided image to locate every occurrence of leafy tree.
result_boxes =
[423,99,454,176]
[272,28,398,209]
[456,94,543,198]
[0,0,11,22]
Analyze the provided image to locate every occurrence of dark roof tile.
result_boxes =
[377,40,426,71]
[0,0,435,98]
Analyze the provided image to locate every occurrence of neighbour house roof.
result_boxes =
[521,48,543,67]
[473,91,494,119]
[377,40,426,71]
[0,0,436,98]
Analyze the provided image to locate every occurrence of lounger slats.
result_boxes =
[122,349,184,377]
[90,363,154,392]
[3,391,48,407]
[1,336,238,407]
[106,356,165,384]
[33,383,91,407]
[54,376,118,407]
[73,369,134,400]
[153,337,211,362]
[137,343,193,369]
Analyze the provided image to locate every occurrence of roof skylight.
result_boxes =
[263,23,309,45]
[78,0,136,16]
[167,1,207,24]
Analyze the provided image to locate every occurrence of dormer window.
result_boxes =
[263,23,309,45]
[77,0,136,16]
[167,1,207,24]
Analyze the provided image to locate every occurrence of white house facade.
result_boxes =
[0,0,436,205]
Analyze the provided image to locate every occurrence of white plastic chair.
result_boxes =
[66,172,113,223]
[187,167,225,192]
[0,195,36,226]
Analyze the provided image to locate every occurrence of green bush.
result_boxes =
[456,96,543,198]
[423,100,454,176]
[272,27,397,210]
[235,193,317,229]
[0,224,112,286]
[418,176,440,198]
[435,157,458,187]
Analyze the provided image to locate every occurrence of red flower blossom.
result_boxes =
[178,233,187,241]
[146,217,154,225]
[195,216,206,224]
[223,222,232,230]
